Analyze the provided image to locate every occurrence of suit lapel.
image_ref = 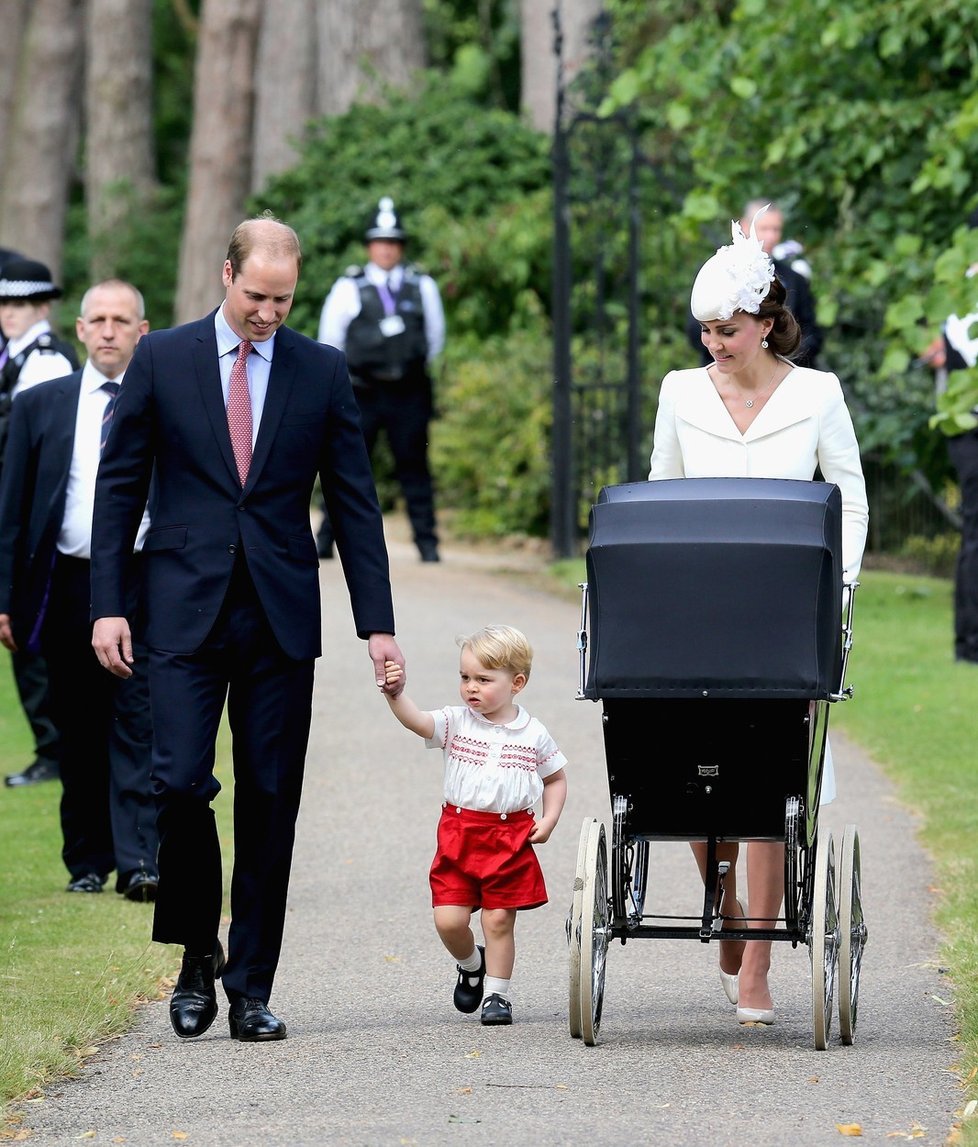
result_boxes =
[192,316,241,487]
[244,328,297,494]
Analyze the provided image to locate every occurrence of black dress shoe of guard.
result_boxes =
[169,944,226,1039]
[228,998,288,1042]
[66,872,105,893]
[120,870,159,902]
[5,758,60,787]
[418,541,440,563]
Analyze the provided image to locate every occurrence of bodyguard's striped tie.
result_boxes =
[100,380,121,453]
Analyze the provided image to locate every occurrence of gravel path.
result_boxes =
[12,528,963,1145]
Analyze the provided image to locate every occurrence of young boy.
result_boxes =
[383,624,567,1025]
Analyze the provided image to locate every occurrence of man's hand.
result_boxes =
[368,633,405,696]
[0,613,18,653]
[92,616,135,678]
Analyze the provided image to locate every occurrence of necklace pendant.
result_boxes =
[745,398,754,408]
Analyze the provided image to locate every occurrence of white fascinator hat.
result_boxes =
[690,206,776,322]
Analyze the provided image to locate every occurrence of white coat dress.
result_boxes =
[648,364,870,802]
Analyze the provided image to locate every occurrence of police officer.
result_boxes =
[0,257,78,788]
[317,198,445,562]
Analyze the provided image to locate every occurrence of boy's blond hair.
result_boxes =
[457,624,533,682]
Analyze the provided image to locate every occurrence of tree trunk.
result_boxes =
[86,0,157,280]
[520,0,602,134]
[175,0,262,325]
[0,0,31,210]
[0,0,84,281]
[252,0,318,194]
[316,0,426,118]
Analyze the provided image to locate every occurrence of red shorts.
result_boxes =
[429,804,548,911]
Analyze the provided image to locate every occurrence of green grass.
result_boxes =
[0,657,231,1129]
[2,568,977,1139]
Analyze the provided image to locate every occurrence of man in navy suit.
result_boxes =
[0,279,158,897]
[91,216,405,1043]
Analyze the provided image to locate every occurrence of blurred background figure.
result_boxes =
[0,257,79,788]
[687,199,823,370]
[317,197,445,562]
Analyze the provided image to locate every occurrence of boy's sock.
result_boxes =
[458,948,483,973]
[483,976,511,1001]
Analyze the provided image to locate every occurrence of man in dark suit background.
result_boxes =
[91,215,405,1043]
[0,279,158,897]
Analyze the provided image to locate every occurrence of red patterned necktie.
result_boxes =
[227,339,253,486]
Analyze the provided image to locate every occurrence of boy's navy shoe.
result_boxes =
[481,993,513,1025]
[453,945,486,1013]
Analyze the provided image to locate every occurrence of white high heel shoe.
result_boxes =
[737,1006,775,1025]
[719,969,739,1005]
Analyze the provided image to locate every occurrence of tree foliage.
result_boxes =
[603,0,978,497]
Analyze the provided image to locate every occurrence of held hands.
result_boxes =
[384,660,404,690]
[369,633,405,696]
[91,617,135,679]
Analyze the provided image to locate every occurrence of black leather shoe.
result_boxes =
[480,993,513,1026]
[228,998,287,1042]
[453,945,486,1013]
[418,541,440,563]
[120,870,159,902]
[66,872,105,893]
[169,944,226,1039]
[5,758,60,787]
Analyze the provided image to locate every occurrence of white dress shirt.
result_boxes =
[216,305,272,446]
[59,362,151,557]
[8,320,75,398]
[317,261,445,359]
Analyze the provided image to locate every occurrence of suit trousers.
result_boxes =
[948,428,978,662]
[42,554,157,886]
[9,647,60,765]
[148,553,315,1004]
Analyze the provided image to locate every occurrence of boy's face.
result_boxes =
[457,649,526,723]
[0,299,49,340]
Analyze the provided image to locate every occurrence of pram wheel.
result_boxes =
[810,831,839,1050]
[838,823,867,1045]
[579,819,609,1046]
[567,817,595,1038]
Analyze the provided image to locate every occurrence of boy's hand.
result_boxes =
[383,660,404,690]
[529,818,556,844]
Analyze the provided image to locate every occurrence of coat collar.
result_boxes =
[674,365,813,443]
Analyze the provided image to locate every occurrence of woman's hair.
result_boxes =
[457,624,533,681]
[756,275,801,357]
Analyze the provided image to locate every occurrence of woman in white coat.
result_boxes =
[649,208,869,1025]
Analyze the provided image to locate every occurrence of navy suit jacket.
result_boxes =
[0,370,83,649]
[91,313,395,659]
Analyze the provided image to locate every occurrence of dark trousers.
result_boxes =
[42,554,157,886]
[948,428,978,663]
[318,377,437,552]
[9,648,60,765]
[148,556,315,1004]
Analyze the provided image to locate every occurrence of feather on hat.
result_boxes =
[689,206,776,322]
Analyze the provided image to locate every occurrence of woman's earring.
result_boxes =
[761,338,769,349]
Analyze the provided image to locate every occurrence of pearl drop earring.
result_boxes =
[761,338,769,348]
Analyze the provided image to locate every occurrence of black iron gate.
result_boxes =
[551,7,650,558]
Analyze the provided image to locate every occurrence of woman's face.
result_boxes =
[699,312,772,372]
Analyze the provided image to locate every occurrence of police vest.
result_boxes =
[344,267,428,382]
[0,331,80,466]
